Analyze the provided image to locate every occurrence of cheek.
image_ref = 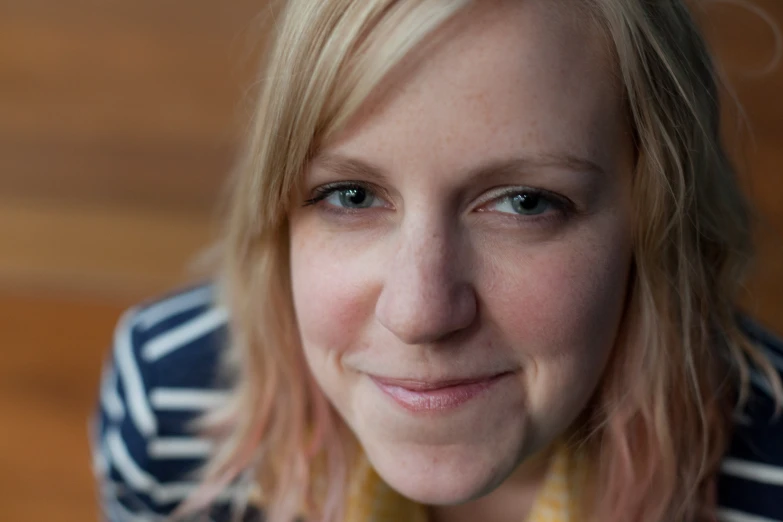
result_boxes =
[290,225,379,356]
[523,245,627,346]
[480,221,631,393]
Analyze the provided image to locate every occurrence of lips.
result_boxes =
[372,374,505,390]
[370,372,511,412]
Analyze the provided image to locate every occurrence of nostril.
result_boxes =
[375,279,477,345]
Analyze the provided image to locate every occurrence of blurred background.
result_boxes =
[0,1,781,520]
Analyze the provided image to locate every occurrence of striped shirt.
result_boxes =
[91,284,783,521]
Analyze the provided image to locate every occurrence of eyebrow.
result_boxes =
[313,151,607,184]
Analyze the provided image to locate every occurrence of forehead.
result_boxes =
[322,0,626,180]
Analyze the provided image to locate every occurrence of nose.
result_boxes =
[374,222,477,345]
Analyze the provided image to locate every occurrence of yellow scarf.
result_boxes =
[343,444,578,522]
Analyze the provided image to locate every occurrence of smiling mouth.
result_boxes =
[370,372,513,412]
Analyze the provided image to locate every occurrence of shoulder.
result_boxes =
[91,284,238,519]
[717,317,783,522]
[115,283,232,398]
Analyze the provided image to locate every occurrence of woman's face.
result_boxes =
[289,0,633,505]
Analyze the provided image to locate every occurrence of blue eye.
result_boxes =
[334,186,375,208]
[511,192,548,215]
[490,190,555,216]
[303,183,383,209]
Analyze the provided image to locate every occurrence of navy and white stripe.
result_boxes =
[90,285,260,521]
[91,284,783,521]
[716,317,783,522]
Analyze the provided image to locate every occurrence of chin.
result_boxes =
[364,443,515,505]
[382,473,484,505]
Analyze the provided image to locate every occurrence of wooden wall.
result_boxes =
[0,2,263,519]
[0,0,264,300]
[0,1,781,520]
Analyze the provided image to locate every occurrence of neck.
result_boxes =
[426,444,556,522]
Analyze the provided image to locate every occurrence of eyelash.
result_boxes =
[302,181,378,208]
[302,181,574,223]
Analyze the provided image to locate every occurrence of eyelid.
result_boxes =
[473,186,571,212]
[303,180,391,208]
[304,182,573,215]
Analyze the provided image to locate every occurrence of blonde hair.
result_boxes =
[178,1,783,521]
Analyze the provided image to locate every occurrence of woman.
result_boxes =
[92,0,783,521]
